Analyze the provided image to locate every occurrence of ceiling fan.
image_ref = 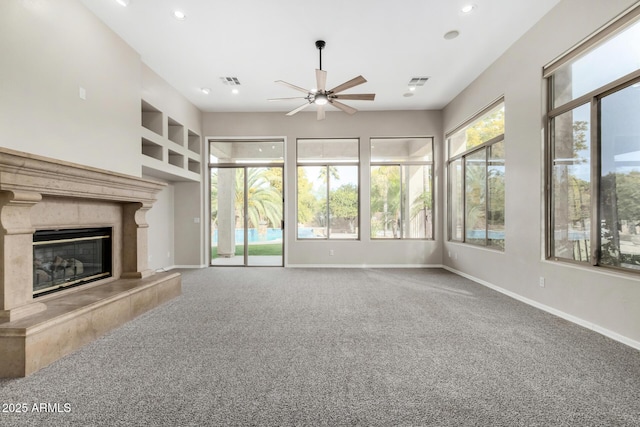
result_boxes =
[269,40,375,120]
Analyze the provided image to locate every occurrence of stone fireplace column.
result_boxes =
[122,202,154,279]
[0,190,47,322]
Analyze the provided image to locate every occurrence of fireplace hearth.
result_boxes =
[0,147,182,377]
[33,227,113,297]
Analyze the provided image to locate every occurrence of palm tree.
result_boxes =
[244,167,282,229]
[318,165,340,181]
[234,168,282,229]
[465,157,487,242]
[370,166,401,237]
[211,167,282,231]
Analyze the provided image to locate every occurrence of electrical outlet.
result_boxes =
[167,251,171,258]
[329,249,334,256]
[539,277,545,287]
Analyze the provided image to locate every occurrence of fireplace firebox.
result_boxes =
[33,227,112,297]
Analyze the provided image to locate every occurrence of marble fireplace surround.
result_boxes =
[0,147,181,377]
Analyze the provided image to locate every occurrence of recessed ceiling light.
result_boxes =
[231,88,239,94]
[461,4,476,14]
[409,86,416,92]
[172,10,186,20]
[200,87,211,95]
[444,30,460,40]
[115,0,130,6]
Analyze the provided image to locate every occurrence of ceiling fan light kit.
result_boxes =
[269,40,376,120]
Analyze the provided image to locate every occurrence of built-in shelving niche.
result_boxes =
[141,137,163,161]
[168,149,184,168]
[141,100,162,136]
[188,130,201,154]
[139,99,202,183]
[188,158,201,174]
[167,117,184,147]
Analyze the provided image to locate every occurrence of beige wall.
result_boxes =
[141,64,204,269]
[174,182,204,267]
[0,1,204,271]
[442,0,640,346]
[141,64,202,135]
[146,184,175,270]
[203,110,443,267]
[0,0,140,176]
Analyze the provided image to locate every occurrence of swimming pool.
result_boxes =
[212,228,282,244]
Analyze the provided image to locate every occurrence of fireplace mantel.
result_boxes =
[0,147,164,203]
[0,148,182,377]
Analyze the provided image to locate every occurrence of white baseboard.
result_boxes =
[442,265,640,351]
[156,264,207,272]
[287,264,442,269]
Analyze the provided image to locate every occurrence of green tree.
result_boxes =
[330,183,358,233]
[210,170,219,227]
[370,166,401,237]
[210,167,282,230]
[465,107,505,149]
[600,170,640,267]
[244,168,282,229]
[465,155,487,234]
[318,166,340,181]
[297,168,316,225]
[608,170,640,223]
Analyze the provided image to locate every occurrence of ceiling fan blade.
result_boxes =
[275,80,309,94]
[268,97,308,101]
[286,103,311,116]
[332,93,376,101]
[316,69,327,92]
[328,75,367,94]
[329,100,357,115]
[317,105,326,121]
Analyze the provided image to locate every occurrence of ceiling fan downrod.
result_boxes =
[316,40,325,71]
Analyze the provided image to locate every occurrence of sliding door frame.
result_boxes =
[209,163,284,267]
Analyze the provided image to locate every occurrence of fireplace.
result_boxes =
[33,227,113,297]
[0,147,182,377]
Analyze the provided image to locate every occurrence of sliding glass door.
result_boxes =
[211,166,284,266]
[210,139,284,267]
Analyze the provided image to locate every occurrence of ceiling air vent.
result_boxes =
[408,77,429,87]
[220,77,241,86]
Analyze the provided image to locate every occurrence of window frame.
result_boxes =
[369,136,435,240]
[544,5,640,274]
[446,99,506,250]
[295,138,361,240]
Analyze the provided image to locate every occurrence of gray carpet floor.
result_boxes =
[1,267,639,426]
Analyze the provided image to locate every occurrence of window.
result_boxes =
[297,138,359,239]
[545,8,640,272]
[447,100,505,250]
[370,137,434,239]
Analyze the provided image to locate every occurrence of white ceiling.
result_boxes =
[80,0,561,113]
